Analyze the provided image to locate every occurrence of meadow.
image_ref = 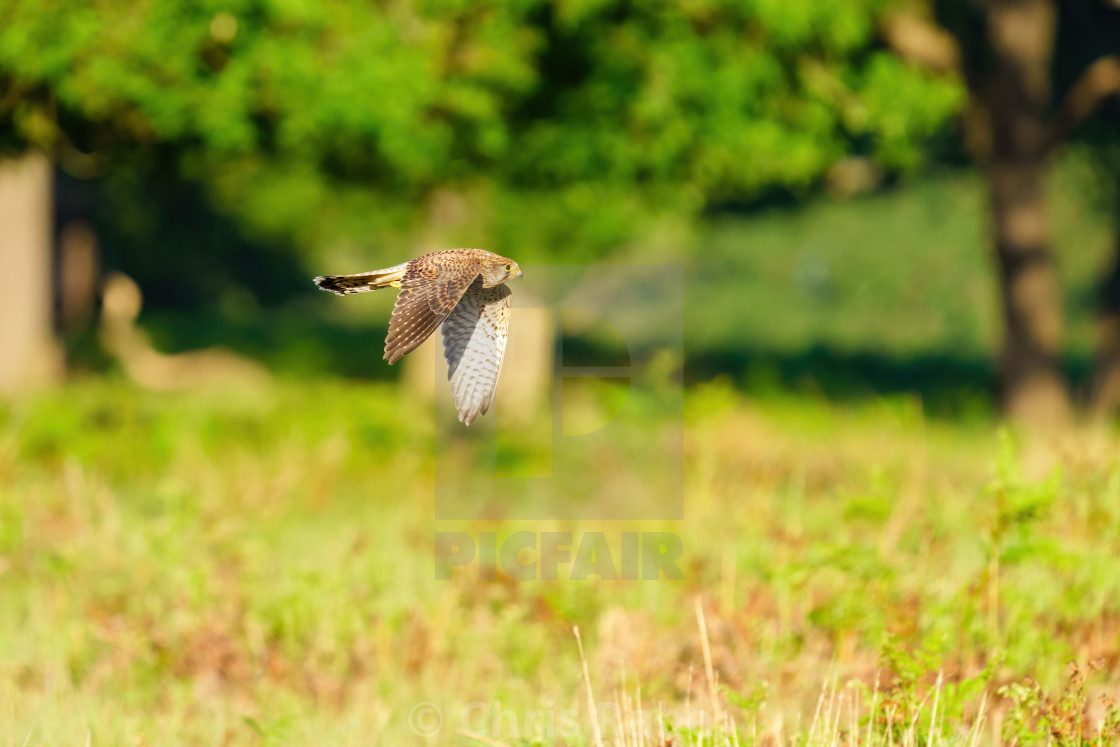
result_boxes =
[3,376,1120,745]
[4,1,1120,741]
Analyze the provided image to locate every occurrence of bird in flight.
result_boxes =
[314,248,522,425]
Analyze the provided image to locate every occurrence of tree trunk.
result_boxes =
[978,0,1072,425]
[0,152,60,395]
[986,159,1070,424]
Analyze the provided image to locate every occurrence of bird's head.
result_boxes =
[480,255,523,287]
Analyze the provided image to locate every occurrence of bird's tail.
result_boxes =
[313,262,409,295]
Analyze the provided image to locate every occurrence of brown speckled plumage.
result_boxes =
[314,248,521,424]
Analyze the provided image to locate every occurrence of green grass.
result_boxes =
[3,378,1120,744]
[691,155,1114,360]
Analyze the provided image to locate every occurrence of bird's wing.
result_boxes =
[441,280,513,425]
[384,258,479,364]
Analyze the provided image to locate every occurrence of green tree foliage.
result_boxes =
[0,0,964,258]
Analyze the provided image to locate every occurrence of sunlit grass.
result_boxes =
[692,157,1114,363]
[2,378,1120,744]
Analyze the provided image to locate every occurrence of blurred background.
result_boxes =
[1,0,1118,420]
[5,1,1120,744]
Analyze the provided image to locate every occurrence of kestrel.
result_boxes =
[314,248,522,425]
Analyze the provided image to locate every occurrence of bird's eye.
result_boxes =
[504,264,512,271]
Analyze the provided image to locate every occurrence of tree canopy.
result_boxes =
[0,0,964,257]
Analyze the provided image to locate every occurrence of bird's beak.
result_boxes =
[514,265,523,279]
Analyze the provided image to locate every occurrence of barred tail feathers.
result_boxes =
[314,262,409,296]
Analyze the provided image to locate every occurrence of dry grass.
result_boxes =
[1,379,1120,744]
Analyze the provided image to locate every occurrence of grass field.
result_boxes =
[3,377,1120,745]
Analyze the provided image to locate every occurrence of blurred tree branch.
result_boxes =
[882,12,962,72]
[1048,55,1120,149]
